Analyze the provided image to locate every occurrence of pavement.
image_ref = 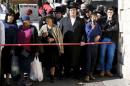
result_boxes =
[2,75,130,86]
[31,77,130,86]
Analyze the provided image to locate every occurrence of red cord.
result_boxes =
[0,42,112,46]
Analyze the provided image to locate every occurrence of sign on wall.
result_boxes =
[0,14,6,20]
[92,0,113,1]
[11,0,37,4]
[19,4,38,21]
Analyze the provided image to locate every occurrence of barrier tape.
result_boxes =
[0,42,112,46]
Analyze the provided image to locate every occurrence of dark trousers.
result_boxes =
[15,47,33,75]
[83,45,98,76]
[1,47,12,74]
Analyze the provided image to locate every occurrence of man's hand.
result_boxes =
[108,16,112,21]
[48,37,55,43]
[95,35,100,42]
[80,42,85,46]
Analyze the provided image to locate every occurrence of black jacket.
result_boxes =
[59,16,84,66]
[99,16,119,43]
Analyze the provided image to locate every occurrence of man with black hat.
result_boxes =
[82,4,93,23]
[54,6,64,27]
[59,2,84,79]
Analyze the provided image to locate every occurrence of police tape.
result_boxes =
[0,42,112,46]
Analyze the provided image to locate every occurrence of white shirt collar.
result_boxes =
[70,17,76,26]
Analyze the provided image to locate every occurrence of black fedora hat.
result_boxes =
[54,6,63,13]
[67,2,78,9]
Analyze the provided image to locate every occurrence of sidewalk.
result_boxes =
[103,78,130,86]
[2,76,130,86]
[31,77,130,86]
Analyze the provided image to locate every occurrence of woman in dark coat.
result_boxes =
[39,14,64,82]
[1,11,18,85]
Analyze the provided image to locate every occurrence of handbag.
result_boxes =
[30,56,43,82]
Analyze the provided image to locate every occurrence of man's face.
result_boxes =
[55,12,62,19]
[69,8,77,17]
[107,10,114,19]
[85,10,92,18]
[97,13,101,19]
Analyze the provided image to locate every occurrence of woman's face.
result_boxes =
[46,18,53,26]
[23,20,30,27]
[7,15,14,23]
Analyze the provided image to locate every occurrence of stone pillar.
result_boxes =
[84,0,92,4]
[0,21,5,80]
[0,47,1,79]
[118,0,130,80]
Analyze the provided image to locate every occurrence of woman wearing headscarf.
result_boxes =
[39,14,64,82]
[16,15,39,86]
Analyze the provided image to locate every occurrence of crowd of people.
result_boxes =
[0,1,119,86]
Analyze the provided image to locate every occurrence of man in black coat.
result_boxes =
[59,2,84,78]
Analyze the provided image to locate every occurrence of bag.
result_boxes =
[11,54,20,77]
[30,56,43,82]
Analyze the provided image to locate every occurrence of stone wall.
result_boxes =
[118,0,130,80]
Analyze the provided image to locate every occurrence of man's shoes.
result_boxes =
[89,75,95,80]
[105,71,113,77]
[84,76,90,82]
[6,78,11,86]
[100,71,105,77]
[24,79,33,86]
[50,75,55,83]
[18,78,33,86]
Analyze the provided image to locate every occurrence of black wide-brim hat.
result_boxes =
[67,2,78,9]
[54,6,63,13]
